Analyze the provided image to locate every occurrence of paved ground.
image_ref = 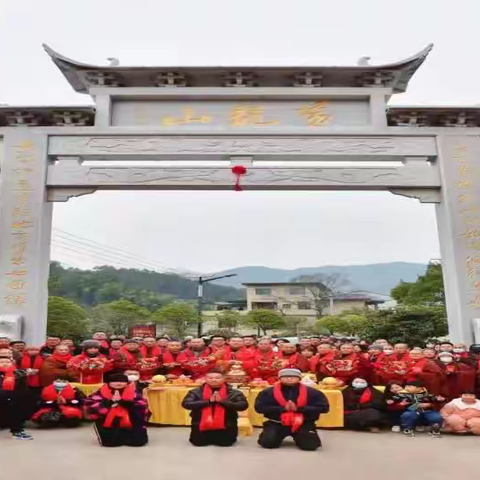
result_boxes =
[1,425,478,480]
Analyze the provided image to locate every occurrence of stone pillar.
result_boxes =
[436,135,480,344]
[0,129,52,344]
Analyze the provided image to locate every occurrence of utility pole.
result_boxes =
[196,273,237,337]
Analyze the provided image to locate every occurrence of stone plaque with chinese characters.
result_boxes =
[438,136,480,331]
[111,100,370,128]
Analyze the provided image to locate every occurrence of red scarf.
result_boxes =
[199,384,228,431]
[273,383,308,432]
[20,354,43,387]
[121,349,141,364]
[0,366,16,390]
[50,352,72,364]
[42,384,76,401]
[359,388,372,404]
[140,345,161,358]
[101,383,136,429]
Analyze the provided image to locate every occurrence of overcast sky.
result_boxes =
[3,0,476,274]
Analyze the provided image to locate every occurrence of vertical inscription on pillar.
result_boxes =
[2,140,37,308]
[443,138,480,315]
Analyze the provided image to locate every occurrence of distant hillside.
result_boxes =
[209,262,428,296]
[49,262,243,311]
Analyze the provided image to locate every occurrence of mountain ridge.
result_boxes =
[209,262,428,296]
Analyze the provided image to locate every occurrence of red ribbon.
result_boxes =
[231,166,247,191]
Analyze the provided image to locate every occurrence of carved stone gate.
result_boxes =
[1,44,480,344]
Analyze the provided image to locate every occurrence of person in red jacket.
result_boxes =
[161,340,185,378]
[140,337,162,359]
[67,340,111,384]
[276,342,309,372]
[20,346,43,390]
[113,339,160,381]
[323,343,370,385]
[178,338,217,380]
[406,348,444,395]
[243,335,258,354]
[252,338,282,383]
[373,345,409,386]
[216,337,256,374]
[311,343,337,381]
[437,352,476,400]
[108,339,124,359]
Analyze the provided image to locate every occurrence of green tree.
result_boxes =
[217,311,242,332]
[241,309,285,336]
[91,299,150,335]
[391,263,445,308]
[47,296,89,340]
[152,302,198,338]
[358,306,447,345]
[281,316,309,337]
[315,311,367,336]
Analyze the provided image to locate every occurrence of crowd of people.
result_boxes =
[1,332,480,449]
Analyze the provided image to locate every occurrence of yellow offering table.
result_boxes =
[71,383,103,396]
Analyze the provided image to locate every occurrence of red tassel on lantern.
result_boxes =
[231,165,247,191]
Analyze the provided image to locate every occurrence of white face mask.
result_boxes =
[440,357,453,364]
[127,375,140,382]
[453,348,464,353]
[384,350,394,356]
[352,380,368,389]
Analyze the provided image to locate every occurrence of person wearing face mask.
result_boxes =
[436,352,475,401]
[32,379,84,428]
[373,345,408,386]
[452,343,478,367]
[124,369,149,393]
[441,392,480,435]
[342,378,388,432]
[85,373,148,447]
[67,340,111,384]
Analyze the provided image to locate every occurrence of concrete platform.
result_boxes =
[1,425,478,480]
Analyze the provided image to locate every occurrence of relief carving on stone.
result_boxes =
[49,136,437,157]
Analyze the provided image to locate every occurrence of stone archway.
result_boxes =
[1,43,479,344]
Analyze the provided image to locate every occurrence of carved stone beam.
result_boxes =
[85,71,123,87]
[356,71,394,88]
[47,187,97,202]
[155,72,187,87]
[389,188,441,204]
[293,72,323,87]
[5,111,40,126]
[223,72,256,87]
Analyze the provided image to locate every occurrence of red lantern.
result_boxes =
[231,165,248,191]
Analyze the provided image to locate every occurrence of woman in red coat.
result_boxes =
[406,348,444,395]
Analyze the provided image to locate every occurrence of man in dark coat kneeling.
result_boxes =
[182,370,248,446]
[255,368,329,451]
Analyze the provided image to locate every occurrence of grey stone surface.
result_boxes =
[0,426,478,480]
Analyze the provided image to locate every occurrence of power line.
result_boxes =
[51,227,184,275]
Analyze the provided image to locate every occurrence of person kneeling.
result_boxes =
[255,368,329,451]
[32,379,84,428]
[86,373,148,447]
[182,370,248,446]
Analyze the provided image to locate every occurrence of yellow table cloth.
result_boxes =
[71,383,103,396]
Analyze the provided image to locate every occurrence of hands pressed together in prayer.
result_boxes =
[285,400,297,412]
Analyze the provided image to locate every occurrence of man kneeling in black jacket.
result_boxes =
[255,368,329,451]
[182,370,248,446]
